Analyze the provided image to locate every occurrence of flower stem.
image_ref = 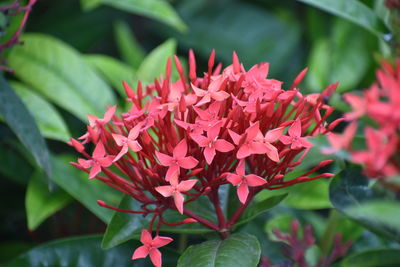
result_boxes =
[183,208,219,231]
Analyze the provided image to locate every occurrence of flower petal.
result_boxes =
[173,192,185,214]
[152,236,173,248]
[155,185,174,197]
[237,144,251,159]
[89,163,101,179]
[177,179,197,192]
[140,229,153,245]
[289,119,302,138]
[190,134,209,147]
[92,141,106,159]
[227,173,242,186]
[246,174,267,187]
[132,245,149,260]
[173,139,188,159]
[128,140,142,152]
[237,182,249,204]
[264,127,284,142]
[155,151,173,166]
[228,129,242,145]
[178,157,198,169]
[204,146,216,164]
[149,248,162,267]
[113,144,128,162]
[211,90,230,101]
[112,134,127,147]
[214,139,234,152]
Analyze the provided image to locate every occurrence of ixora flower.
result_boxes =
[69,50,339,266]
[325,59,400,181]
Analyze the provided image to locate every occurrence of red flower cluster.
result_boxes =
[327,60,400,179]
[70,50,338,266]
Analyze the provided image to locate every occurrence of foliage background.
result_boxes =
[1,0,399,266]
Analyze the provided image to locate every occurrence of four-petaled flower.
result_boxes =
[226,159,267,203]
[155,172,197,214]
[229,121,267,159]
[155,139,199,181]
[132,229,173,267]
[279,119,313,150]
[191,77,230,106]
[78,141,114,179]
[112,122,143,161]
[255,127,284,162]
[191,122,234,164]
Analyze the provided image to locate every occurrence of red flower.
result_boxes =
[132,230,173,267]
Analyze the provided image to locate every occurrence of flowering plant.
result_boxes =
[69,51,339,266]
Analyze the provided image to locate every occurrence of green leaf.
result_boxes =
[340,249,400,267]
[0,75,51,178]
[234,194,287,228]
[88,0,187,32]
[85,54,136,96]
[5,235,176,267]
[297,0,387,37]
[7,33,116,122]
[50,154,122,223]
[172,1,301,79]
[0,143,33,185]
[114,20,145,69]
[137,39,177,84]
[25,172,72,230]
[284,179,332,209]
[102,194,213,249]
[178,233,261,267]
[329,166,400,241]
[11,82,70,142]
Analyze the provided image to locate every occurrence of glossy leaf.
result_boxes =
[5,235,177,267]
[0,143,33,185]
[0,75,51,178]
[114,20,145,69]
[85,54,136,96]
[178,233,261,267]
[50,154,122,223]
[329,166,400,241]
[137,39,177,84]
[84,0,187,32]
[25,172,72,230]
[234,194,287,228]
[7,33,116,122]
[340,249,400,267]
[11,82,70,142]
[297,0,387,36]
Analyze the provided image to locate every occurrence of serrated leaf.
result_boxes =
[50,154,122,223]
[114,20,145,69]
[11,81,70,142]
[0,75,51,178]
[7,33,116,122]
[297,0,387,36]
[178,233,261,267]
[85,54,136,96]
[137,39,177,84]
[26,172,72,230]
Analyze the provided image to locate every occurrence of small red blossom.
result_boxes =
[226,160,267,203]
[112,122,143,161]
[78,141,114,179]
[155,172,197,214]
[279,119,313,150]
[132,230,173,267]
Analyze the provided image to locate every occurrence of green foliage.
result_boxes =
[178,233,261,267]
[7,33,116,122]
[81,0,187,32]
[26,172,72,231]
[0,75,51,178]
[340,249,400,267]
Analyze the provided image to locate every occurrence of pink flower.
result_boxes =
[226,160,267,203]
[191,122,234,164]
[132,229,173,267]
[155,139,198,181]
[191,76,229,106]
[255,127,284,162]
[78,141,114,179]
[155,172,197,214]
[112,122,143,161]
[280,119,313,150]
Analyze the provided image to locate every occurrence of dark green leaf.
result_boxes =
[50,154,122,223]
[0,142,34,185]
[178,233,261,267]
[11,81,70,142]
[85,54,136,96]
[7,33,116,122]
[173,1,301,79]
[85,0,187,32]
[114,20,145,69]
[297,0,387,36]
[0,75,51,177]
[329,166,400,241]
[26,172,72,230]
[234,194,287,228]
[5,235,178,267]
[340,249,400,267]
